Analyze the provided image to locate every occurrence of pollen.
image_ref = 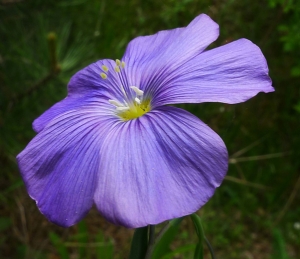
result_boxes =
[100,73,107,79]
[102,65,109,72]
[121,61,125,68]
[114,66,120,73]
[116,59,121,66]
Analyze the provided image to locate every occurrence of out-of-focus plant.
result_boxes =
[268,0,300,76]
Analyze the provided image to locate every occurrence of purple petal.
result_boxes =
[33,95,98,133]
[33,59,128,133]
[121,14,219,94]
[94,106,228,228]
[17,106,117,227]
[151,39,274,107]
[68,59,131,98]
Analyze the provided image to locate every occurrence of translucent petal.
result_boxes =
[151,39,274,106]
[121,14,219,97]
[17,106,117,227]
[94,106,228,228]
[33,59,128,133]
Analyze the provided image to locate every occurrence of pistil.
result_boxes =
[101,59,151,120]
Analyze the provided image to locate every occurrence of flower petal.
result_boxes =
[17,106,117,227]
[68,59,134,98]
[94,106,228,228]
[33,95,97,133]
[121,14,219,94]
[33,59,128,133]
[151,39,274,107]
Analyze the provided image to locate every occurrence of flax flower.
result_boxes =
[17,14,274,228]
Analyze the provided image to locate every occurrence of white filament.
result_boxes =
[108,99,124,107]
[130,86,144,96]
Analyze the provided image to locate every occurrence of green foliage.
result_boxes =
[75,220,89,258]
[294,102,300,113]
[48,220,115,259]
[129,227,148,259]
[0,217,12,232]
[268,0,300,76]
[95,230,114,259]
[272,228,292,259]
[150,218,184,259]
[49,232,70,259]
[268,0,295,11]
[190,214,205,259]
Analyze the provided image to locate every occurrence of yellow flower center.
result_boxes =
[102,60,151,121]
[118,99,151,121]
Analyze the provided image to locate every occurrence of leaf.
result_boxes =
[129,226,149,259]
[190,214,204,259]
[148,217,184,259]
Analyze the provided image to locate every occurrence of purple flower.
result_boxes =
[17,14,274,228]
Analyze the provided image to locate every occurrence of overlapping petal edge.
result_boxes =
[17,14,274,228]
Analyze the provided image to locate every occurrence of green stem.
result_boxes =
[149,225,155,246]
[47,32,60,74]
[204,236,216,259]
[129,227,148,259]
[190,214,204,259]
[144,218,183,259]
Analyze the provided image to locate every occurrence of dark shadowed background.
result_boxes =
[1,0,299,258]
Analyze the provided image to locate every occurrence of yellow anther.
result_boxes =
[102,65,109,72]
[100,73,107,79]
[116,59,121,66]
[121,61,125,68]
[114,66,120,73]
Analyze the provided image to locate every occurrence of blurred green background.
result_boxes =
[1,0,300,258]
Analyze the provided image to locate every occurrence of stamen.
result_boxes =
[121,61,125,68]
[107,84,150,120]
[130,86,144,96]
[116,106,130,111]
[100,73,107,79]
[102,65,109,72]
[109,99,124,107]
[114,66,120,73]
[119,85,129,100]
[116,59,121,66]
[135,97,141,104]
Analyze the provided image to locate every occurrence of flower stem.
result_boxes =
[129,227,148,259]
[144,217,184,259]
[204,236,216,259]
[148,225,155,246]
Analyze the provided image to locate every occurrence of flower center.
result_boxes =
[109,86,151,120]
[117,98,151,121]
[101,60,151,121]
